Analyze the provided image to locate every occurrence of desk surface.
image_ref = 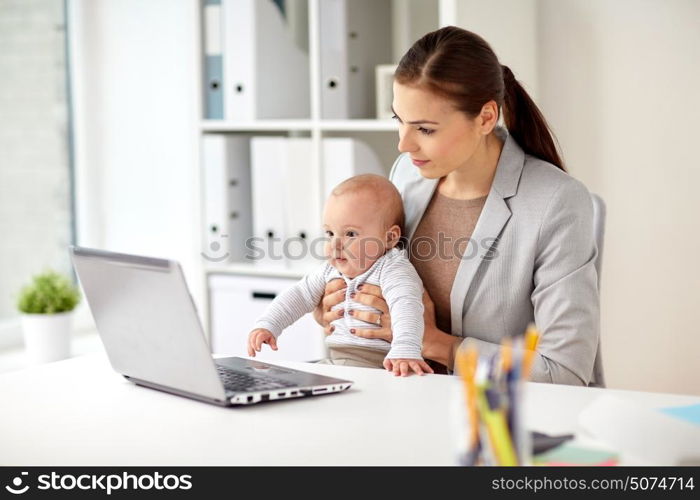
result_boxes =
[1,353,698,466]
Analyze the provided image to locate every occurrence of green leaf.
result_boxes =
[16,270,81,315]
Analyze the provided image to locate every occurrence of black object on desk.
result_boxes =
[531,431,574,455]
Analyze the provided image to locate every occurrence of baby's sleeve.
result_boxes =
[252,264,329,338]
[379,255,424,360]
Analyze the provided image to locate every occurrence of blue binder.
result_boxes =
[203,0,223,119]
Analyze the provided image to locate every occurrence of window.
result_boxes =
[0,0,73,340]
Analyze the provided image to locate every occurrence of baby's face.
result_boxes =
[323,191,394,278]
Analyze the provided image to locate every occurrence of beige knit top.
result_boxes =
[409,191,488,337]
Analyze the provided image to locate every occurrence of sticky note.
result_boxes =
[660,404,700,427]
[533,443,618,466]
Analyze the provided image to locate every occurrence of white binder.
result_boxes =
[250,137,288,267]
[201,134,252,263]
[322,138,385,201]
[252,138,384,269]
[222,0,310,120]
[285,138,322,268]
[319,0,392,119]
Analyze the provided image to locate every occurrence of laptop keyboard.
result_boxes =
[216,365,298,393]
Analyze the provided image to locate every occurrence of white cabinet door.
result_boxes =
[208,274,327,362]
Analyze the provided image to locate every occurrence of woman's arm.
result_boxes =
[453,180,599,385]
[419,291,461,368]
[438,178,599,385]
[351,282,593,384]
[453,336,587,385]
[524,179,600,385]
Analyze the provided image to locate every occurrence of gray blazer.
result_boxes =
[389,128,601,386]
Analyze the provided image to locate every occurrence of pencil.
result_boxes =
[455,343,479,454]
[477,384,519,466]
[521,323,540,380]
[500,337,513,375]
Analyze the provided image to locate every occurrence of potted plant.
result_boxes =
[16,270,81,364]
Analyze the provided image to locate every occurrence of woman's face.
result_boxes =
[392,81,489,179]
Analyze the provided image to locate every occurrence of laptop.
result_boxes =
[69,246,353,406]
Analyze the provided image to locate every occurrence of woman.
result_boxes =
[314,26,602,386]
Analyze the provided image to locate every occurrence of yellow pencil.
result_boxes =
[454,344,479,452]
[476,388,519,466]
[522,323,540,380]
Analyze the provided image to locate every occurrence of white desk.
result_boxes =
[1,353,698,466]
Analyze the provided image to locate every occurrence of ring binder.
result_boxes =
[203,0,223,119]
[201,134,253,263]
[319,0,392,119]
[222,0,310,120]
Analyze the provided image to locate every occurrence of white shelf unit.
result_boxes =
[201,120,314,132]
[201,119,400,132]
[203,261,312,280]
[196,0,451,359]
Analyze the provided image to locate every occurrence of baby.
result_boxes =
[247,174,432,376]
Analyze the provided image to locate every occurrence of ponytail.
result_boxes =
[396,27,566,171]
[501,65,565,171]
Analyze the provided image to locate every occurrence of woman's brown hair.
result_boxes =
[395,26,565,171]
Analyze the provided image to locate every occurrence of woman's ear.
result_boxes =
[478,100,499,135]
[386,224,402,249]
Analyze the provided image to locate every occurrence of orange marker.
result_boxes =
[455,343,479,451]
[522,323,540,380]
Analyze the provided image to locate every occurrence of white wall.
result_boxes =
[392,0,440,62]
[68,0,204,321]
[459,0,700,395]
[538,0,700,395]
[455,0,539,99]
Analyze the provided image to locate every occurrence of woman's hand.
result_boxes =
[313,279,347,335]
[348,283,393,342]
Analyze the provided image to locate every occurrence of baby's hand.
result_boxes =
[383,358,434,377]
[247,328,278,357]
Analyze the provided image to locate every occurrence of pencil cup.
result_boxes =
[453,338,534,466]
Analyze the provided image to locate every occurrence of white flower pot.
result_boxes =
[20,311,73,365]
